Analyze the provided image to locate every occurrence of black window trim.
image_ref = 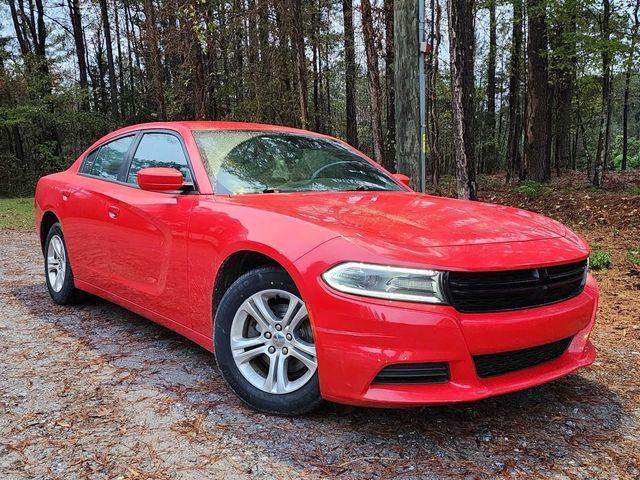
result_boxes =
[77,128,199,194]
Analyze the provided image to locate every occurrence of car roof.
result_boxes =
[108,121,325,137]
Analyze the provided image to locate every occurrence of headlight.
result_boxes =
[321,262,448,304]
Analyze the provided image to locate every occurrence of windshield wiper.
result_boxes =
[262,188,279,193]
[353,185,386,191]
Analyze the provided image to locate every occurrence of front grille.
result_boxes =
[372,362,450,384]
[447,260,587,313]
[473,337,572,378]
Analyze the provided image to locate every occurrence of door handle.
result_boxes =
[108,205,120,219]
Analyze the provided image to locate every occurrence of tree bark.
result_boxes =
[484,0,497,172]
[143,0,166,120]
[552,1,576,177]
[593,0,611,186]
[113,0,125,117]
[343,0,359,148]
[361,0,386,166]
[428,0,443,188]
[524,0,550,182]
[99,0,119,119]
[506,0,523,183]
[394,0,420,188]
[291,0,309,129]
[384,0,396,170]
[448,0,477,200]
[67,0,89,110]
[622,0,640,171]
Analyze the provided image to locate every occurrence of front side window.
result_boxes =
[127,133,193,185]
[192,130,402,195]
[89,136,134,181]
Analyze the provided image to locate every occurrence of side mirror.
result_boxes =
[137,167,184,191]
[392,173,411,188]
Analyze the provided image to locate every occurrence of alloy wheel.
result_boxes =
[229,289,317,394]
[47,234,67,293]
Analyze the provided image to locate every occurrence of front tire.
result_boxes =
[44,223,83,305]
[214,266,322,415]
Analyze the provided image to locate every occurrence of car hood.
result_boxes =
[220,191,566,248]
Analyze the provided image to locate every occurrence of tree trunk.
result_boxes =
[99,0,119,119]
[593,0,611,186]
[506,0,523,183]
[143,0,166,120]
[552,1,576,177]
[428,0,443,188]
[524,0,550,182]
[123,0,136,116]
[291,0,309,129]
[394,0,420,188]
[343,0,359,148]
[361,0,386,166]
[384,0,396,170]
[484,0,497,172]
[113,0,125,117]
[448,0,477,200]
[622,0,639,171]
[67,0,89,110]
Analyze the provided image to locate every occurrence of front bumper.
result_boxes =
[303,273,598,408]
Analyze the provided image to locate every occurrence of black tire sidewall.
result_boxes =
[214,266,322,415]
[44,223,80,305]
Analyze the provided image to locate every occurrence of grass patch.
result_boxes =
[626,248,640,266]
[589,248,612,271]
[514,180,549,197]
[0,197,34,230]
[624,186,640,196]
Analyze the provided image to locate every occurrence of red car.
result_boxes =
[35,121,598,415]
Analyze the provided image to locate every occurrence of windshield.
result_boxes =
[192,130,403,194]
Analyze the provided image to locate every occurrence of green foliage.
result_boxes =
[611,136,640,170]
[0,197,34,230]
[626,248,640,266]
[514,180,548,197]
[589,248,612,271]
[624,186,640,195]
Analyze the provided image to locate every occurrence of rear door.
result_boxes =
[103,131,197,325]
[64,134,136,290]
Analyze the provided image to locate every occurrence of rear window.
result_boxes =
[88,136,134,181]
[79,149,98,174]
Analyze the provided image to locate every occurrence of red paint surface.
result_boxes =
[35,121,597,407]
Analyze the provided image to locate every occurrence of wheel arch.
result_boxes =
[212,249,296,314]
[40,211,60,253]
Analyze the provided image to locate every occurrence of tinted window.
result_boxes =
[193,130,402,194]
[90,136,134,180]
[79,149,98,174]
[127,133,192,184]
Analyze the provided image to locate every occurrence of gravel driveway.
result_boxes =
[1,230,638,479]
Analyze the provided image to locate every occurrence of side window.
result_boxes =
[90,136,134,181]
[79,149,99,174]
[127,133,193,185]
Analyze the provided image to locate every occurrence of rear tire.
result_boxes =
[44,223,83,305]
[214,266,322,415]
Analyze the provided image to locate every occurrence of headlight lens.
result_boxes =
[321,262,448,304]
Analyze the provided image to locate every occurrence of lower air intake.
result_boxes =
[473,337,572,378]
[372,362,450,384]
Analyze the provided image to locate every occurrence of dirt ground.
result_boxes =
[1,173,639,479]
